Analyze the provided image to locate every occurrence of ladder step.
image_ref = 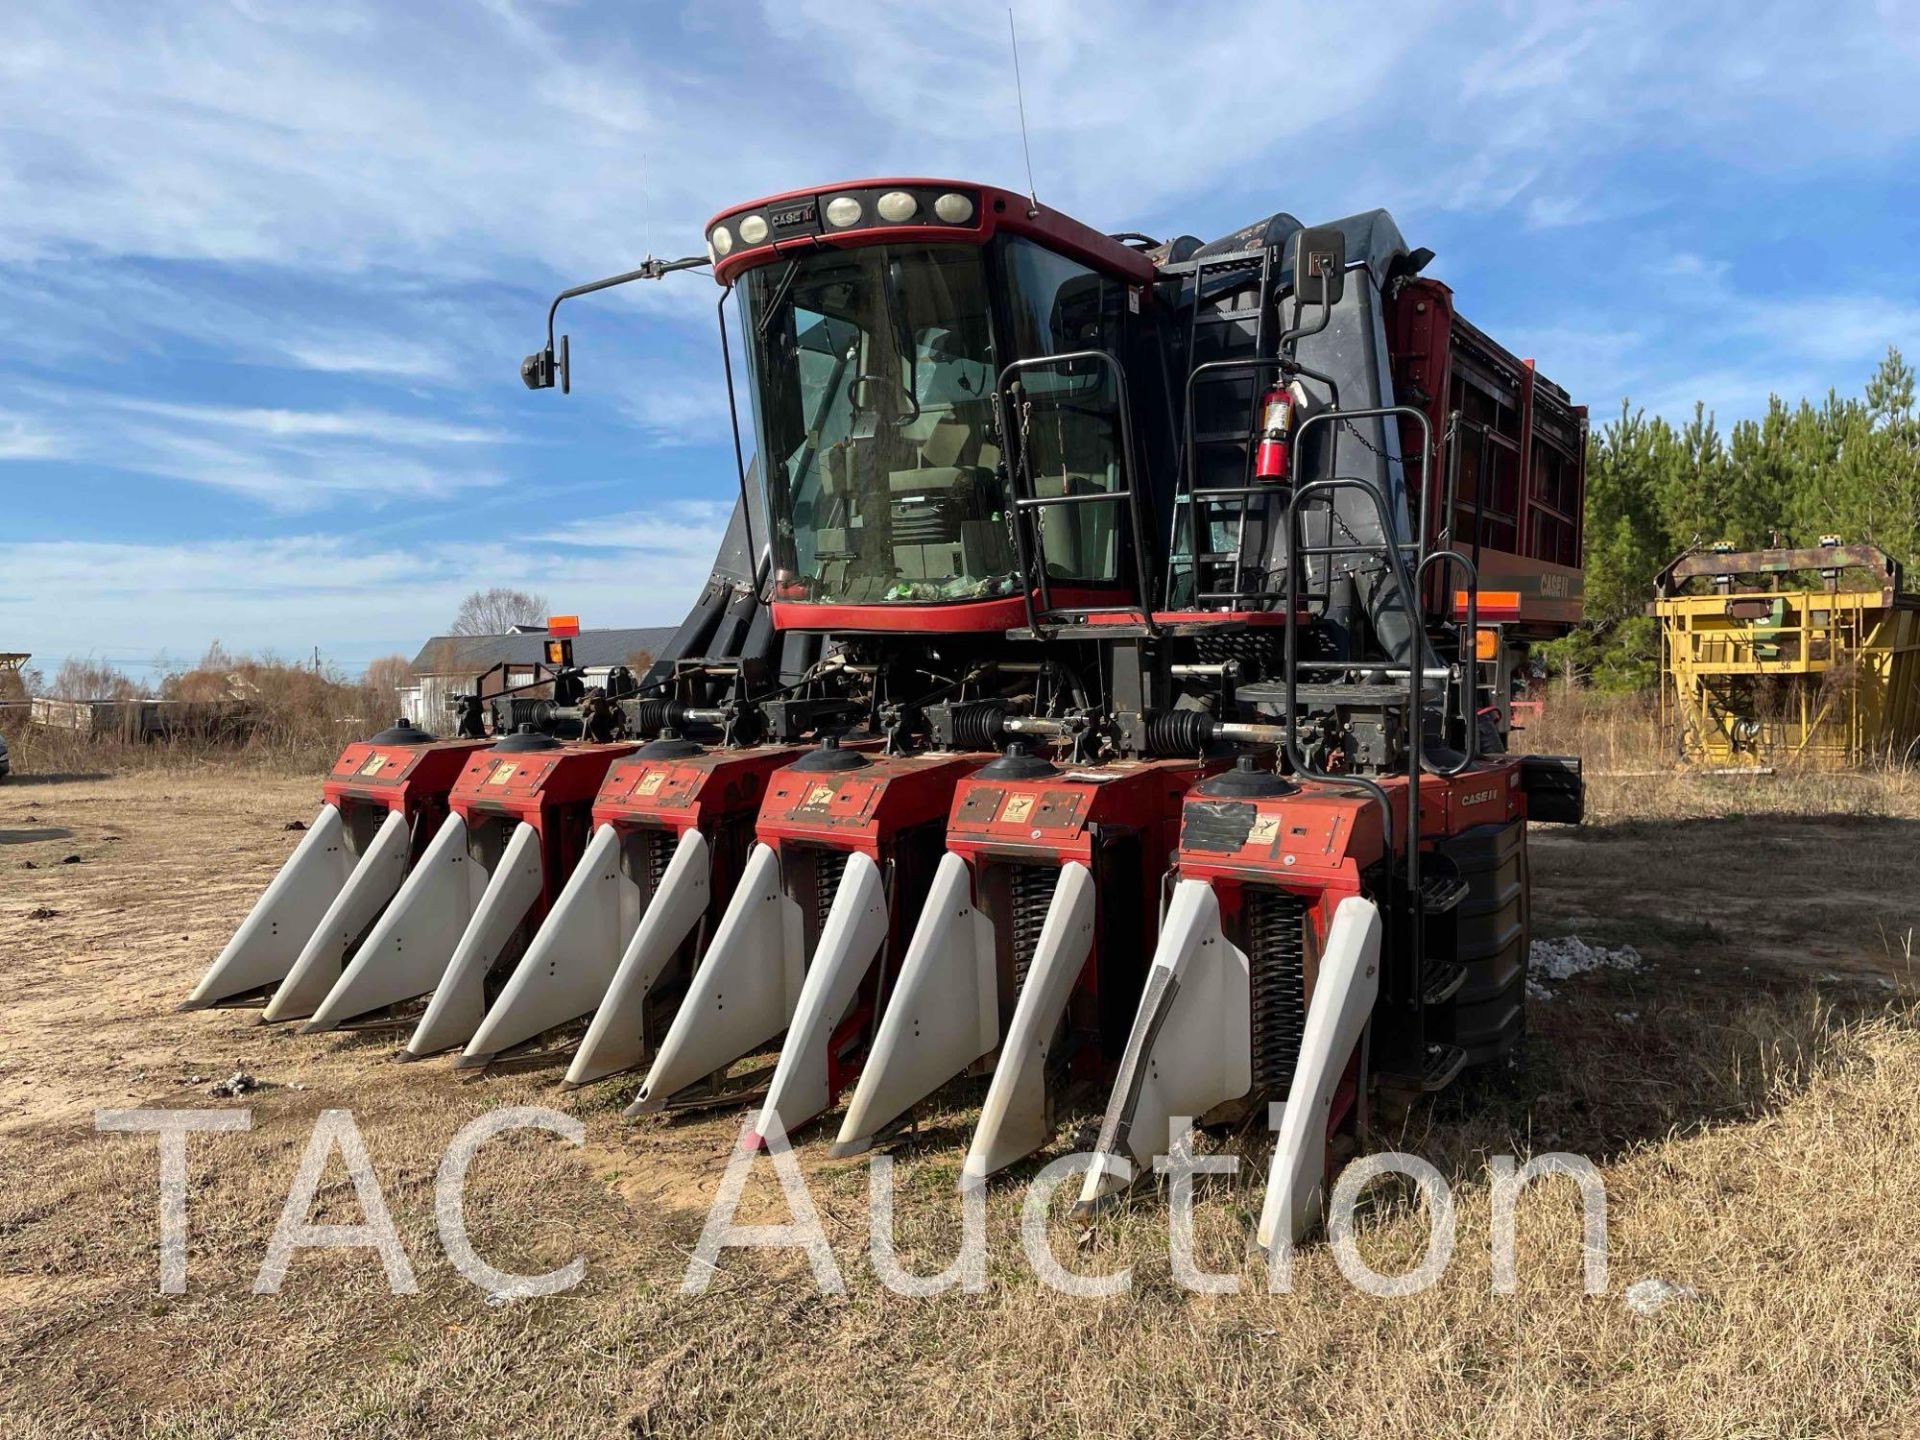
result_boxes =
[1422,875,1472,915]
[1286,682,1411,705]
[1418,856,1471,915]
[1175,484,1285,503]
[1157,248,1271,278]
[1428,879,1466,925]
[1420,1044,1468,1092]
[1421,961,1467,1006]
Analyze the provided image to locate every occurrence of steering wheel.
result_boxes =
[847,372,921,427]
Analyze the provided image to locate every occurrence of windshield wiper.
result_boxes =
[756,257,804,340]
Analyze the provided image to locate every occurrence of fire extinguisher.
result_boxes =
[1253,383,1296,481]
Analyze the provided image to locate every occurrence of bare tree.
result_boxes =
[0,664,41,703]
[363,654,416,693]
[450,587,549,636]
[362,654,417,721]
[50,657,144,701]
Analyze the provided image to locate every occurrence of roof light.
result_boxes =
[824,195,863,228]
[934,192,974,224]
[710,225,734,257]
[876,191,917,222]
[738,214,769,245]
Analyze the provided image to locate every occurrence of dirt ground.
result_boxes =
[3,760,1919,1438]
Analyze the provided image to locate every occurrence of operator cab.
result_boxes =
[708,181,1163,631]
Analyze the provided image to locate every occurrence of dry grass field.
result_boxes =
[3,701,1919,1439]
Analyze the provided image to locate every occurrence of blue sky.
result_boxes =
[2,0,1916,680]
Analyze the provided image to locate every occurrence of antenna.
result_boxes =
[1008,8,1039,218]
[641,150,653,262]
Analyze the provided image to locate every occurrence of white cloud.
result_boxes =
[0,2,799,279]
[757,0,1433,229]
[1387,8,1920,242]
[1482,248,1920,429]
[102,397,507,447]
[113,431,506,508]
[1741,297,1920,368]
[536,500,733,552]
[6,0,1903,291]
[277,335,456,380]
[0,521,724,674]
[617,374,736,446]
[1624,366,1832,430]
[12,385,515,508]
[0,413,65,460]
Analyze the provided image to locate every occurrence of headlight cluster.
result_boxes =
[708,187,978,262]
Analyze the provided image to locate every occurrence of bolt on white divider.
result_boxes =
[744,852,890,1143]
[302,813,539,1036]
[830,852,996,1158]
[467,825,709,1072]
[185,805,358,1010]
[262,810,415,1022]
[1076,877,1250,1213]
[961,861,1096,1183]
[562,829,713,1085]
[625,842,805,1115]
[406,821,547,1057]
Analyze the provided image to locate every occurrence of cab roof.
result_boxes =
[704,177,1158,287]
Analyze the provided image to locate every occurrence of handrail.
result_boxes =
[1290,403,1436,578]
[1281,473,1421,1000]
[713,284,768,598]
[1413,548,1480,776]
[1274,404,1475,1015]
[994,349,1158,637]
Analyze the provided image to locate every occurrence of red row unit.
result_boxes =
[942,756,1217,1063]
[447,740,641,912]
[1174,758,1534,1091]
[323,732,493,857]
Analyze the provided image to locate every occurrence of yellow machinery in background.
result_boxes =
[1655,542,1920,767]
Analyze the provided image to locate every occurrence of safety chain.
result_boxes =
[1338,417,1393,460]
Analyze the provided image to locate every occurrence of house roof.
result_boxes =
[408,626,679,677]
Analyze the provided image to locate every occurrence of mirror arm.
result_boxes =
[527,253,711,392]
[1278,291,1334,357]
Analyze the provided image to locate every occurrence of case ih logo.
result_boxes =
[770,201,816,229]
[1459,788,1500,807]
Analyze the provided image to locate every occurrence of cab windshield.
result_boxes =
[741,244,1014,605]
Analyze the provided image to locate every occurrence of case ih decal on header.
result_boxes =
[195,173,1586,1251]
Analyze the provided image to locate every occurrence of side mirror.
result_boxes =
[519,335,570,392]
[1290,227,1347,309]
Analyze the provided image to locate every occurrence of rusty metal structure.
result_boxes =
[1655,542,1920,767]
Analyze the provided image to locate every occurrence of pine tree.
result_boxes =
[1551,352,1918,688]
